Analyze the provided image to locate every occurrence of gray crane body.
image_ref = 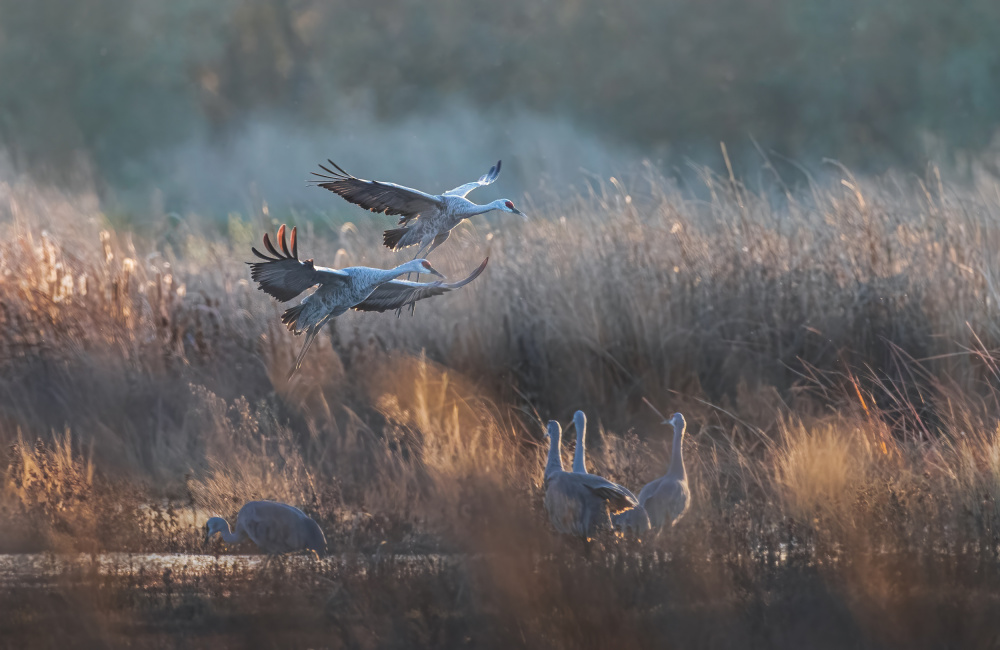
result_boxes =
[543,420,638,540]
[638,413,691,533]
[204,500,327,558]
[248,224,488,375]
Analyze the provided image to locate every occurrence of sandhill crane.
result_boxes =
[204,500,327,559]
[310,160,526,262]
[249,224,488,375]
[543,421,638,541]
[570,410,651,538]
[638,412,691,534]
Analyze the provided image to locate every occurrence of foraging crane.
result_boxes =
[311,160,526,262]
[571,409,651,538]
[638,412,691,533]
[204,500,327,559]
[248,224,488,376]
[543,420,638,540]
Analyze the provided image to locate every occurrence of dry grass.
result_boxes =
[3,167,1000,646]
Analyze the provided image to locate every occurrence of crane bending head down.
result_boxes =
[204,501,328,559]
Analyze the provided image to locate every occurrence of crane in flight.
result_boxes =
[310,160,526,263]
[204,500,327,559]
[248,224,488,376]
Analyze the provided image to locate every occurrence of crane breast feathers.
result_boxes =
[311,160,445,217]
[443,160,502,197]
[249,225,348,302]
[352,258,489,313]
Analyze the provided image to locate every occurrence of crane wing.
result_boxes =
[311,160,446,225]
[352,258,488,313]
[443,160,502,198]
[248,224,348,302]
[579,474,639,514]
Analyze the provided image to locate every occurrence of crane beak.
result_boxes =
[424,265,445,279]
[514,208,528,220]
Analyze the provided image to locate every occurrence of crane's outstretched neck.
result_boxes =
[545,421,564,480]
[382,264,413,283]
[467,200,505,217]
[666,415,687,481]
[383,260,430,283]
[572,410,588,473]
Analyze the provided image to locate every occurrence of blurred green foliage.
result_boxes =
[1,0,998,196]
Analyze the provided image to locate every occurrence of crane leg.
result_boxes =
[401,232,450,316]
[394,240,433,317]
[406,240,432,281]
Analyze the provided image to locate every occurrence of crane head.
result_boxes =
[204,517,228,544]
[416,259,445,278]
[545,420,561,440]
[669,412,686,430]
[501,199,528,220]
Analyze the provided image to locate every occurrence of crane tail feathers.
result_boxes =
[280,303,306,332]
[383,226,410,250]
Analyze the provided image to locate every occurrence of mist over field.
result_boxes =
[4,0,1000,213]
[4,2,1000,649]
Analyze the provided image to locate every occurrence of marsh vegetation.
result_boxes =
[2,166,1000,647]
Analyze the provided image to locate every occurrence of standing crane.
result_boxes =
[638,412,692,534]
[248,224,488,376]
[571,409,651,538]
[310,160,526,262]
[204,500,327,559]
[542,420,638,541]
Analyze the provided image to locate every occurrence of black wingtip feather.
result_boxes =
[328,160,352,177]
[278,225,291,257]
[262,232,281,258]
[251,246,275,261]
